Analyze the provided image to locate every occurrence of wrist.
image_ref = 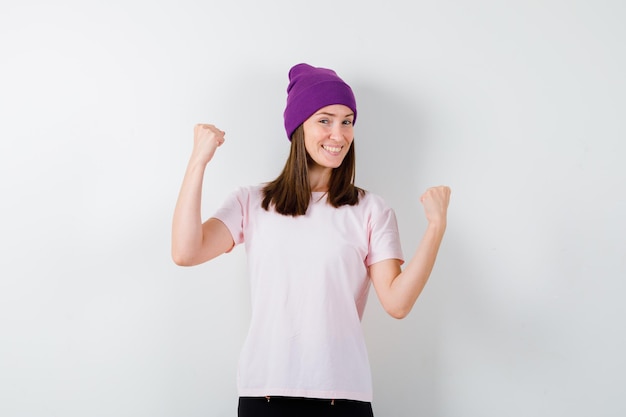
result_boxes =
[186,156,209,175]
[188,150,211,168]
[426,220,447,234]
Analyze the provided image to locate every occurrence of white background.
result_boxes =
[1,1,625,416]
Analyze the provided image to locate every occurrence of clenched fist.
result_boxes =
[420,186,451,227]
[192,123,225,165]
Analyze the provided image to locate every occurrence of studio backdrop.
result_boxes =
[1,1,624,416]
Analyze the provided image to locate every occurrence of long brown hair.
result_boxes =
[261,125,364,216]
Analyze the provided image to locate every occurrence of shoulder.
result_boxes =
[227,184,264,199]
[216,185,266,212]
[358,190,393,211]
[355,190,399,228]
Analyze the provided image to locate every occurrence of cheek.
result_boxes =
[304,137,319,155]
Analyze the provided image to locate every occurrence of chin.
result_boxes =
[326,161,344,169]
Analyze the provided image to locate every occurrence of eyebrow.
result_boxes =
[315,111,355,118]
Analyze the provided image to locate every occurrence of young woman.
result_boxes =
[172,63,451,417]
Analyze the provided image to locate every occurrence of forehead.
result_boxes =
[313,104,354,117]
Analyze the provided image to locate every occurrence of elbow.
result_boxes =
[172,254,190,267]
[378,294,413,319]
[171,248,196,267]
[385,305,412,320]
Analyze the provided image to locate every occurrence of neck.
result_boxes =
[308,165,332,192]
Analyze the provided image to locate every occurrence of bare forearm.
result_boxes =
[172,124,226,265]
[171,158,207,263]
[370,223,445,319]
[387,222,446,318]
[370,186,450,318]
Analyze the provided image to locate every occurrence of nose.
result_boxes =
[329,123,343,141]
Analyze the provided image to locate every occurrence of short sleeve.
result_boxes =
[366,197,404,266]
[211,187,248,246]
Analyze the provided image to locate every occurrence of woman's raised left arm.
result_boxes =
[369,186,451,319]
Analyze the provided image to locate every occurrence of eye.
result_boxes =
[318,118,329,124]
[342,119,353,126]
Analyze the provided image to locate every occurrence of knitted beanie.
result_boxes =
[283,63,357,140]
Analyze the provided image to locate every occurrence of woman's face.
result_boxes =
[302,104,354,169]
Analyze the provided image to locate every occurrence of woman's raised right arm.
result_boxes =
[171,124,234,266]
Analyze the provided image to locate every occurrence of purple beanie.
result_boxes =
[283,63,357,140]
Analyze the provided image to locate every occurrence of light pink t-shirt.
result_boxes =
[213,185,404,402]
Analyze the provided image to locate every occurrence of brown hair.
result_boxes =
[261,125,364,216]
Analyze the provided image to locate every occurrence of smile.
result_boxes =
[322,145,342,153]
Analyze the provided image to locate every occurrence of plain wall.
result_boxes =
[1,1,625,416]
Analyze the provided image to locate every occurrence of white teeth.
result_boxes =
[323,145,342,153]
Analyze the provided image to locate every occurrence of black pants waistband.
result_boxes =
[238,396,374,417]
